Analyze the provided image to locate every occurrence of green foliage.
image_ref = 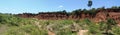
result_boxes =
[57,28,73,35]
[104,18,117,35]
[0,13,119,35]
[83,18,91,25]
[0,14,25,26]
[88,23,101,35]
[89,8,97,16]
[112,26,120,35]
[99,21,107,31]
[0,14,48,35]
[4,25,47,35]
[71,9,82,15]
[107,18,117,25]
[111,6,120,9]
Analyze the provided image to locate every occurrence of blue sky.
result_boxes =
[0,0,120,14]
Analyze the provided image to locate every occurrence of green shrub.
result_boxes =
[112,26,120,35]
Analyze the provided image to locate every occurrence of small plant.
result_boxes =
[112,26,120,35]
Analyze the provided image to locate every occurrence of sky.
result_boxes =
[0,0,120,14]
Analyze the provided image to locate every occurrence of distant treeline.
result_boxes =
[18,6,120,15]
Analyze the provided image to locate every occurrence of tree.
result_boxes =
[71,9,82,15]
[111,6,118,9]
[89,8,97,16]
[97,6,105,10]
[83,9,88,14]
[71,9,82,18]
[62,10,67,14]
[119,6,120,9]
[88,0,92,8]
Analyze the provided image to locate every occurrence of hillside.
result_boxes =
[17,7,120,24]
[0,7,120,35]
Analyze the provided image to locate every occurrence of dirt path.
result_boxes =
[77,30,88,35]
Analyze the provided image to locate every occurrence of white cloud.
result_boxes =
[58,5,64,8]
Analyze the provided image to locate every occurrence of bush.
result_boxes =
[112,26,120,35]
[4,25,47,35]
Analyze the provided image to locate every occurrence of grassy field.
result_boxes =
[0,14,120,35]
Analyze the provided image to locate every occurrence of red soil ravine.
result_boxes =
[17,9,120,24]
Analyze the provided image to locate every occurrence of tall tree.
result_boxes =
[62,10,67,14]
[88,0,93,8]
